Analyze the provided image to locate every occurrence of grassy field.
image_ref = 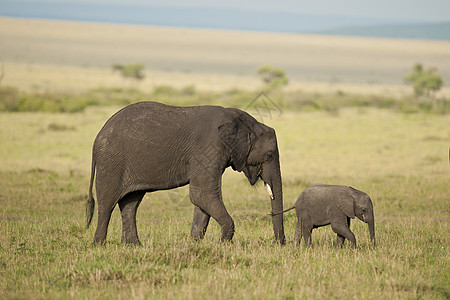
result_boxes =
[1,17,450,96]
[0,105,448,299]
[0,16,449,299]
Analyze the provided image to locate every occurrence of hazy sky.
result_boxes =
[26,0,450,22]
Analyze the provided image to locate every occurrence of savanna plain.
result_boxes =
[0,18,449,299]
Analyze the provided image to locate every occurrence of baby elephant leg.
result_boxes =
[293,219,302,246]
[336,234,345,248]
[335,217,351,247]
[336,234,346,247]
[301,219,313,247]
[331,220,356,248]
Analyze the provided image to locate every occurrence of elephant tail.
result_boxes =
[270,205,295,216]
[86,157,96,229]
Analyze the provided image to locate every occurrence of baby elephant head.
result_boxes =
[336,187,376,247]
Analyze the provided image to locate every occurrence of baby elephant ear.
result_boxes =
[336,189,356,218]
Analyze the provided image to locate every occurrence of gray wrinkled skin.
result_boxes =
[87,101,285,245]
[277,184,375,248]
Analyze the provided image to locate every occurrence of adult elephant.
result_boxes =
[86,101,285,245]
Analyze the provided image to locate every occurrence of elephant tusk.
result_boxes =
[264,182,274,200]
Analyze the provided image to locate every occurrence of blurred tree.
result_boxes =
[404,63,443,98]
[257,65,288,90]
[112,63,145,81]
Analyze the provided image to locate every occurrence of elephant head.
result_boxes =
[336,187,376,247]
[218,110,286,244]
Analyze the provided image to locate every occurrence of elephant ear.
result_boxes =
[336,188,356,218]
[218,114,253,172]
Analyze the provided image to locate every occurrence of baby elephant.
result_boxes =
[276,184,376,248]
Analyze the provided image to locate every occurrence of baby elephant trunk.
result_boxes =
[368,219,376,247]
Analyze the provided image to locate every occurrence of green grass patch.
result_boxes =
[1,85,449,114]
[0,107,449,298]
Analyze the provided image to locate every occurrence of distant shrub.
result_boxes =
[112,63,145,81]
[256,65,289,90]
[0,86,20,111]
[404,63,444,98]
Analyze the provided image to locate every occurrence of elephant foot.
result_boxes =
[121,234,141,246]
[123,239,141,246]
[219,219,235,242]
[292,239,301,247]
[191,233,206,242]
[190,227,207,240]
[93,236,106,246]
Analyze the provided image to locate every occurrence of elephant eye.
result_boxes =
[265,152,274,161]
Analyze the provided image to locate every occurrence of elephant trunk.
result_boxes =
[368,219,376,247]
[266,160,285,245]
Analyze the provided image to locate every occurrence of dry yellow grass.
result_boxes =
[1,17,449,299]
[1,17,450,96]
[1,107,448,299]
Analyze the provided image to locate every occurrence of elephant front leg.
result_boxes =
[189,180,235,242]
[331,221,356,248]
[118,191,145,246]
[191,206,211,240]
[335,217,350,247]
[336,234,346,247]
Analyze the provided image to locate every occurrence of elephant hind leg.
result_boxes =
[293,218,302,246]
[94,204,115,246]
[301,219,313,247]
[119,191,145,245]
